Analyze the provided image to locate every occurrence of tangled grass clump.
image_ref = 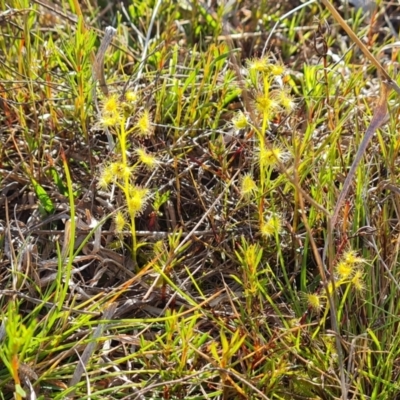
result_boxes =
[2,0,400,398]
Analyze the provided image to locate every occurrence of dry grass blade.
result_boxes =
[68,302,117,395]
[331,82,389,227]
[93,26,117,96]
[321,0,400,95]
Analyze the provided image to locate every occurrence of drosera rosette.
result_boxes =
[247,56,270,74]
[249,56,286,76]
[100,111,121,128]
[99,93,123,128]
[260,212,282,239]
[254,89,281,122]
[102,93,120,114]
[246,56,286,86]
[350,269,366,293]
[254,140,291,195]
[246,56,286,87]
[322,251,367,298]
[244,54,295,133]
[134,109,154,138]
[334,249,367,290]
[268,62,286,77]
[231,110,249,131]
[239,173,258,199]
[300,291,326,315]
[135,148,158,170]
[252,80,295,128]
[110,161,136,182]
[97,160,136,190]
[270,88,297,114]
[255,143,291,170]
[120,90,140,121]
[126,185,150,218]
[114,209,128,234]
[307,249,368,339]
[125,90,139,103]
[97,163,115,191]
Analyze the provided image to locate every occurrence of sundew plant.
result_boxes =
[1,0,400,398]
